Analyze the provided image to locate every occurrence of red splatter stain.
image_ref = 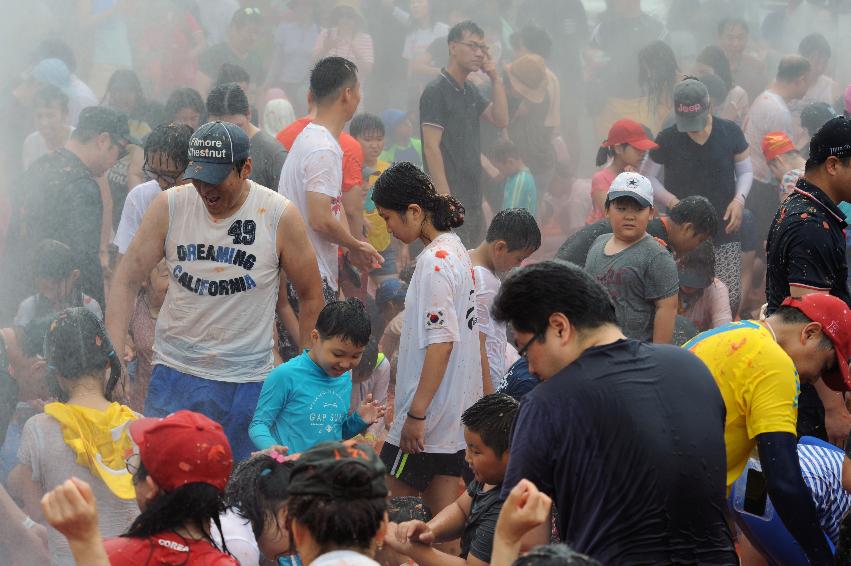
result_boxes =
[823,221,830,230]
[178,461,193,472]
[730,338,747,353]
[435,250,449,259]
[800,212,809,219]
[214,267,225,272]
[434,266,441,272]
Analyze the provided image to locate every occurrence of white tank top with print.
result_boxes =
[154,181,287,382]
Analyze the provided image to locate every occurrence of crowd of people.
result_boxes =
[3,0,851,565]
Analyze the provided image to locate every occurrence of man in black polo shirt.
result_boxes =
[493,261,736,565]
[555,195,718,265]
[419,20,508,247]
[766,115,851,445]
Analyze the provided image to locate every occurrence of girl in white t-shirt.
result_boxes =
[372,162,482,517]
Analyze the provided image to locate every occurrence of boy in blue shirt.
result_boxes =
[490,139,538,217]
[249,299,386,454]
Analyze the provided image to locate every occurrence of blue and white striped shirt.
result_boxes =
[798,443,851,545]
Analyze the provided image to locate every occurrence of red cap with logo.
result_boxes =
[129,410,233,492]
[782,294,851,391]
[602,119,659,151]
[762,131,797,162]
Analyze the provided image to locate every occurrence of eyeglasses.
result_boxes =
[125,452,141,475]
[455,40,489,53]
[144,162,183,186]
[517,331,543,360]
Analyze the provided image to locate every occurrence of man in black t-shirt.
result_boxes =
[197,7,264,98]
[555,195,718,266]
[493,261,736,565]
[766,116,851,445]
[419,20,508,247]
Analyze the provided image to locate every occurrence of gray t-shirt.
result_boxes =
[584,234,679,341]
[17,413,138,566]
[249,130,288,192]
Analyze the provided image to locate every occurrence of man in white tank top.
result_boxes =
[106,121,324,461]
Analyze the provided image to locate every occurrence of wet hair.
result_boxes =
[164,87,205,124]
[512,544,602,566]
[799,33,831,61]
[18,316,53,358]
[372,162,465,231]
[638,41,679,115]
[33,239,77,280]
[350,113,385,138]
[486,209,541,252]
[696,45,734,93]
[287,461,387,552]
[519,25,552,59]
[32,39,77,72]
[144,123,193,171]
[717,17,748,37]
[316,298,371,347]
[216,63,251,87]
[231,6,263,29]
[226,455,293,540]
[126,461,229,552]
[310,57,358,105]
[679,240,716,280]
[668,195,719,237]
[353,337,380,381]
[493,261,618,335]
[387,496,432,523]
[33,85,69,112]
[491,138,522,163]
[776,55,811,83]
[207,83,250,118]
[461,393,518,456]
[102,69,144,106]
[448,20,484,43]
[774,306,833,349]
[43,308,122,402]
[800,102,837,137]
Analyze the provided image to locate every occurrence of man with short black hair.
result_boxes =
[420,20,508,247]
[107,121,324,461]
[9,106,133,310]
[766,116,851,448]
[494,261,736,564]
[197,7,265,97]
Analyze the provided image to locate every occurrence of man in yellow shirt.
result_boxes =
[685,294,851,564]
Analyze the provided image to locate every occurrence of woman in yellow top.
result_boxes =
[684,294,851,564]
[10,308,138,566]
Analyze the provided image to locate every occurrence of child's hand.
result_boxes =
[41,477,100,543]
[396,519,435,545]
[251,446,289,460]
[357,394,386,425]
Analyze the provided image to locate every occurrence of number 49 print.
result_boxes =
[228,220,257,245]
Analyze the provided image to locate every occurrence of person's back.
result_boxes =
[507,339,735,563]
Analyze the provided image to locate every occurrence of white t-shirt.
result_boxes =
[474,265,507,391]
[113,180,162,253]
[278,123,343,290]
[387,232,483,453]
[212,508,260,566]
[312,550,380,566]
[744,90,792,183]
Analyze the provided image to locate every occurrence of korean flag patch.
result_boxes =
[425,310,446,329]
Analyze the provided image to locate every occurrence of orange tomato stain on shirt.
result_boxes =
[435,250,449,259]
[729,338,747,353]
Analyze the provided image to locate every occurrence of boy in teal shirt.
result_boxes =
[249,299,386,454]
[491,139,538,216]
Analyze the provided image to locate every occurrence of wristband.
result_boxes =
[407,412,426,421]
[22,516,35,529]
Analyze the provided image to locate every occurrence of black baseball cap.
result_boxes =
[183,121,250,185]
[76,106,136,145]
[808,115,851,166]
[288,440,388,500]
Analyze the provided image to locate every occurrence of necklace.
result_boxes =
[763,320,778,343]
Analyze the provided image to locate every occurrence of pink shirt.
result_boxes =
[682,279,732,331]
[587,167,617,224]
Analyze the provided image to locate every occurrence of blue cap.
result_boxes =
[183,121,250,185]
[30,58,71,92]
[376,278,407,305]
[380,109,406,133]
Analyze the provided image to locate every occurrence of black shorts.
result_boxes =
[380,443,466,492]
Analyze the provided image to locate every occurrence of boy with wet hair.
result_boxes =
[469,209,541,391]
[249,298,386,455]
[584,172,679,343]
[385,393,548,565]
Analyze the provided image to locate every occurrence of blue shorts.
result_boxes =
[145,364,263,462]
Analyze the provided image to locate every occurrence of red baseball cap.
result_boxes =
[602,119,659,151]
[762,131,797,162]
[782,295,851,391]
[129,410,233,492]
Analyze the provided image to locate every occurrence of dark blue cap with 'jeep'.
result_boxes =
[183,121,250,185]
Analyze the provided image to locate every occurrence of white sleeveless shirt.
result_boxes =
[154,181,287,382]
